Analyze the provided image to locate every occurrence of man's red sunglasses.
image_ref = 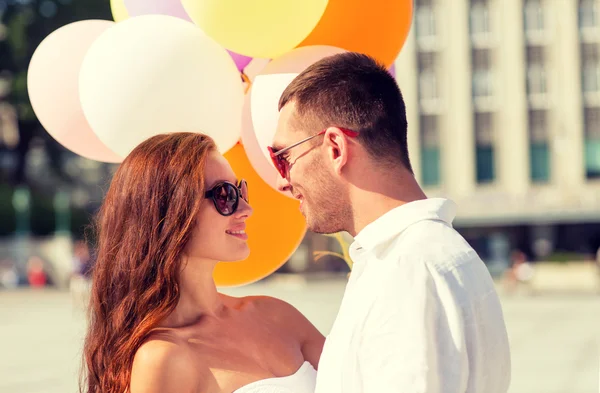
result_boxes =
[267,128,359,179]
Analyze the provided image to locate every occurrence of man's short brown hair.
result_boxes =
[279,52,412,172]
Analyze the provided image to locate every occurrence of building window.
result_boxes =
[524,0,545,34]
[470,0,491,37]
[475,112,495,183]
[418,52,439,101]
[528,110,551,182]
[584,107,600,179]
[416,0,437,41]
[526,46,548,95]
[472,49,494,98]
[419,115,441,186]
[579,0,599,30]
[582,44,600,93]
[419,72,438,102]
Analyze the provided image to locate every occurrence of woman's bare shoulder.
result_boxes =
[247,295,299,316]
[249,296,325,368]
[130,336,212,393]
[249,296,320,332]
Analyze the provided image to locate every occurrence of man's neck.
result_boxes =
[346,168,427,237]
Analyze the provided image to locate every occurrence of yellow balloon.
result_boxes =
[110,0,129,22]
[182,0,328,59]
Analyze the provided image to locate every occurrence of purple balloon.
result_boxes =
[124,0,192,21]
[228,50,253,72]
[389,64,396,78]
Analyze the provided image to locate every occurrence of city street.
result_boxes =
[1,276,599,393]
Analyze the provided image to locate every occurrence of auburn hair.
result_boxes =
[81,132,216,393]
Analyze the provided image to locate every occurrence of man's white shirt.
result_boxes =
[314,198,511,393]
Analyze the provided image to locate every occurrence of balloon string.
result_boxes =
[241,72,251,94]
[334,232,353,269]
[313,232,353,270]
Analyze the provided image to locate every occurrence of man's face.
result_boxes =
[272,103,350,234]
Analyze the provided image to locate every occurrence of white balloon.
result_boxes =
[79,15,244,156]
[241,93,293,199]
[250,73,299,163]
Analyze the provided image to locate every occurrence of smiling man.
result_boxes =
[270,52,511,393]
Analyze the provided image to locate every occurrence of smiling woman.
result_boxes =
[82,132,222,393]
[82,132,323,393]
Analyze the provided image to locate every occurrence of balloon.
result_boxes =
[124,0,190,20]
[79,15,244,157]
[110,0,128,22]
[389,64,396,78]
[261,45,346,75]
[27,20,122,163]
[297,0,413,67]
[240,92,293,199]
[214,144,306,287]
[181,0,329,58]
[250,73,299,165]
[243,58,272,81]
[228,50,253,72]
[118,0,252,73]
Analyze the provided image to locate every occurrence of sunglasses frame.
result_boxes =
[204,179,249,216]
[267,128,359,179]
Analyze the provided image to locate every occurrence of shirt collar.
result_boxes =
[349,198,457,257]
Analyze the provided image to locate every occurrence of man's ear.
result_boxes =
[323,127,350,175]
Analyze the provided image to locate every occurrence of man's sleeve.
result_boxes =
[357,261,468,393]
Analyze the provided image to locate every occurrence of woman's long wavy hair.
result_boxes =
[81,132,216,393]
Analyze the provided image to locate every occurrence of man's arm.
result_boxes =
[358,262,468,393]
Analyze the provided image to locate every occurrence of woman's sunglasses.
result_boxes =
[267,128,359,178]
[204,179,249,216]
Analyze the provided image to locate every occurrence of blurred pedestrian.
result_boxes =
[0,258,19,289]
[70,240,92,309]
[26,256,47,288]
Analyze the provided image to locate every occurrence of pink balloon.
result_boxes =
[389,63,396,78]
[228,50,253,72]
[28,20,122,163]
[262,45,347,74]
[124,0,191,21]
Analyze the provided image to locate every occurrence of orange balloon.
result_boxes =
[297,0,413,67]
[214,144,307,287]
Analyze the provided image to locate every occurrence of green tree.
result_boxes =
[0,0,115,236]
[0,0,112,186]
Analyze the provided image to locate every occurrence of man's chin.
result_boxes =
[303,205,339,234]
[307,220,336,235]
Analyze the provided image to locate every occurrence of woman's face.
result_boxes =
[184,151,253,262]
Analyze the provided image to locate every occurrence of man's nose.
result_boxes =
[276,175,291,193]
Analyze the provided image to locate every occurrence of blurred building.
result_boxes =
[395,0,600,264]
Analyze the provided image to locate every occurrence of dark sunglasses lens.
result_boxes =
[213,184,238,215]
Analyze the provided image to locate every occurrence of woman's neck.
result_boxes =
[161,257,224,328]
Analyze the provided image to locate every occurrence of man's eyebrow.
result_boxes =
[270,143,285,152]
